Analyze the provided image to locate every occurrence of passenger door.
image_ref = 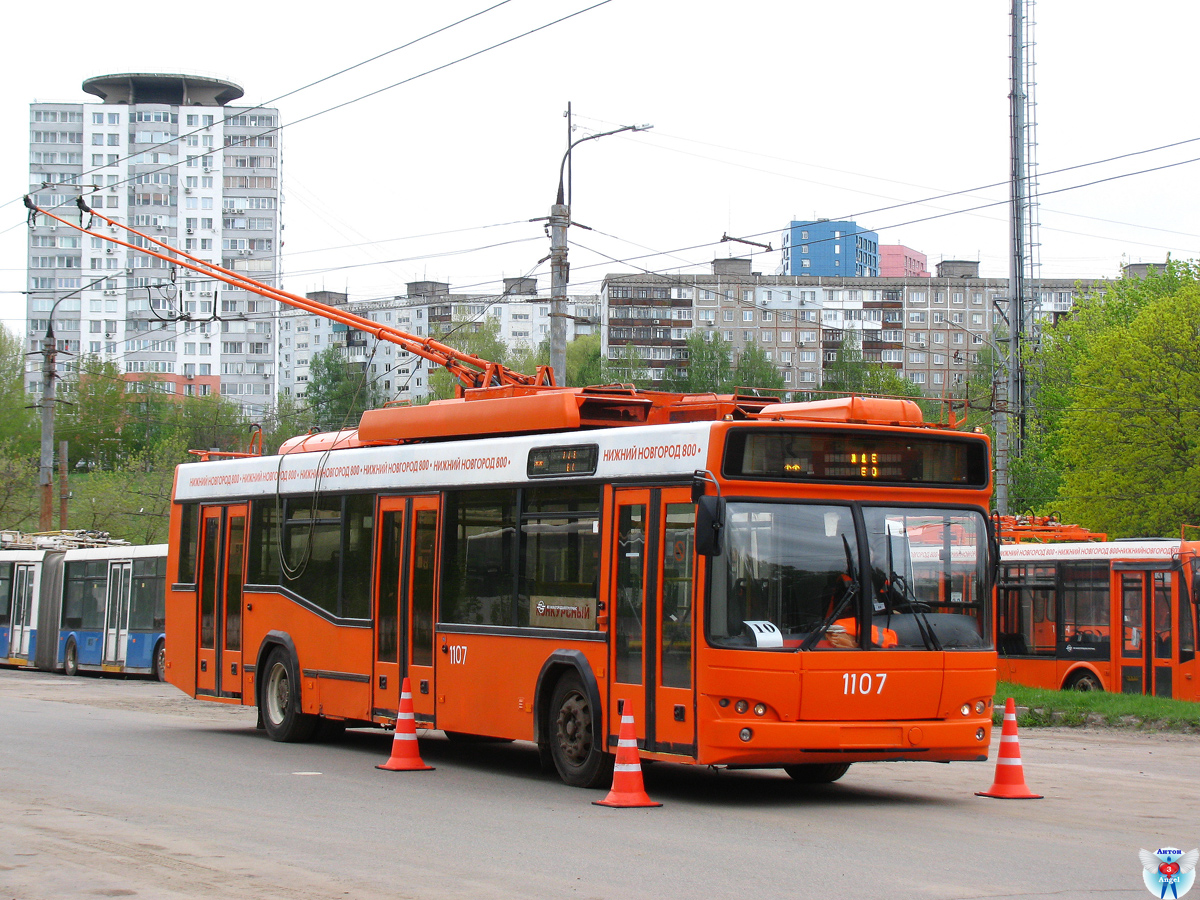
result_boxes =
[9,564,36,660]
[102,560,132,666]
[196,504,248,698]
[1120,569,1175,697]
[373,496,440,724]
[609,487,696,757]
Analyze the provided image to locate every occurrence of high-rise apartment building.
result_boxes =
[27,73,281,415]
[781,219,879,276]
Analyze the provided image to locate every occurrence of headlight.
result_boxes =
[735,700,748,714]
[961,703,971,716]
[753,703,766,717]
[974,701,986,715]
[739,728,753,742]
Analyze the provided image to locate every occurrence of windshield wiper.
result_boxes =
[800,536,859,651]
[884,531,941,651]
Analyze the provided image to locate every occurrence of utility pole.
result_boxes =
[34,274,105,531]
[548,114,652,381]
[38,326,58,531]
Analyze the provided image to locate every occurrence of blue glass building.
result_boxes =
[781,219,879,276]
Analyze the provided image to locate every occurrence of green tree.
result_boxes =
[1023,261,1200,514]
[58,355,130,469]
[1054,282,1200,536]
[822,333,923,399]
[732,341,785,393]
[565,332,603,387]
[663,332,734,394]
[601,342,653,389]
[0,327,37,454]
[304,345,383,431]
[426,312,509,400]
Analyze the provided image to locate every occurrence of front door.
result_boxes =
[102,560,132,665]
[1120,570,1176,697]
[196,504,248,698]
[609,487,697,756]
[9,564,36,660]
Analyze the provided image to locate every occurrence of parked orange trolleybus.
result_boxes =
[998,537,1200,699]
[165,394,998,786]
[23,194,998,788]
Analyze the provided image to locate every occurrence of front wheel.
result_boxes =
[260,648,317,742]
[784,763,851,784]
[153,641,167,682]
[547,672,613,788]
[63,639,78,677]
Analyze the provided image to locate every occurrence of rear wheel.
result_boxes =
[260,648,317,742]
[63,639,78,677]
[784,763,851,784]
[1065,670,1103,692]
[548,672,613,788]
[153,641,167,682]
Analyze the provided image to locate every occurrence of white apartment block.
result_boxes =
[277,280,599,404]
[27,73,280,415]
[601,258,1097,394]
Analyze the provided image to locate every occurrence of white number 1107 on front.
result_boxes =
[842,673,887,695]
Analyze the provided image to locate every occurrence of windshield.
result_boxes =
[864,507,990,649]
[706,502,990,651]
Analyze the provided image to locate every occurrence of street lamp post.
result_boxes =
[548,119,651,382]
[35,274,107,530]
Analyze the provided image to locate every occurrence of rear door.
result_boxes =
[102,560,132,666]
[9,564,36,660]
[196,505,248,698]
[1120,568,1176,697]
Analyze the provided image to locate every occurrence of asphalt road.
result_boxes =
[0,668,1195,900]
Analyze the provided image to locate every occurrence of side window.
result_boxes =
[129,557,166,631]
[441,489,518,626]
[1060,564,1110,657]
[521,485,601,630]
[177,503,200,583]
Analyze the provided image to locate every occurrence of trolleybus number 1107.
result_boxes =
[843,673,888,695]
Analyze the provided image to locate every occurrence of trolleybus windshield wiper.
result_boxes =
[799,536,859,651]
[885,532,941,651]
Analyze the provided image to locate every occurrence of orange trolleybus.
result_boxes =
[998,537,1200,699]
[23,194,997,789]
[165,394,998,787]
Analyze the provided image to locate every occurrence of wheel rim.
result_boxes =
[555,690,593,766]
[66,644,76,673]
[265,662,290,725]
[155,645,165,678]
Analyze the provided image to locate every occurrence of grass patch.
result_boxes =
[994,681,1200,732]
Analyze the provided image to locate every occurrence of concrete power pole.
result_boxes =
[38,327,58,531]
[549,202,570,383]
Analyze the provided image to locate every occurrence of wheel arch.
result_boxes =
[533,650,603,747]
[1061,662,1105,691]
[254,630,301,709]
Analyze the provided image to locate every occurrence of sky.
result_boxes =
[1,0,1198,330]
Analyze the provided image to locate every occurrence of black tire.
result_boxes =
[784,763,851,784]
[153,641,167,682]
[63,639,78,677]
[547,672,613,788]
[1065,670,1103,692]
[260,648,317,742]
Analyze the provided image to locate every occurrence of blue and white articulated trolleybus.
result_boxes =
[0,532,168,679]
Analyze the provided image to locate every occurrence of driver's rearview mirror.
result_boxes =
[695,494,724,556]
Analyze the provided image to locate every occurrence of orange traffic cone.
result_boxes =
[976,697,1042,799]
[376,677,434,772]
[593,710,661,808]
